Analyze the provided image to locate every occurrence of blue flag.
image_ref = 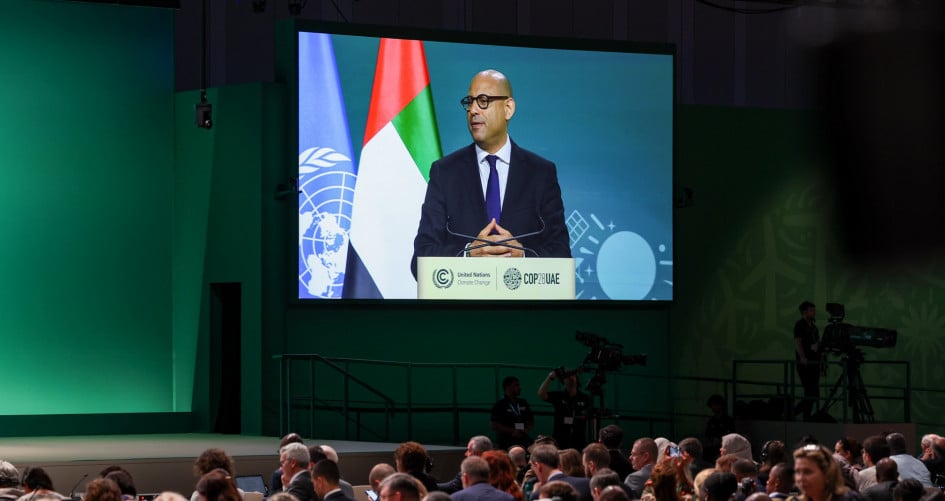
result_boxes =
[296,32,359,299]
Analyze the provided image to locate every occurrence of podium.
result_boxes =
[417,257,575,300]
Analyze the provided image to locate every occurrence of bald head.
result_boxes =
[369,463,395,490]
[473,70,513,97]
[876,458,899,483]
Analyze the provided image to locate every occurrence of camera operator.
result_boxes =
[794,300,823,421]
[539,369,593,450]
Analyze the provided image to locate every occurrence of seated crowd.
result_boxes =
[3,427,944,501]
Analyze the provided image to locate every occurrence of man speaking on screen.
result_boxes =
[410,69,571,278]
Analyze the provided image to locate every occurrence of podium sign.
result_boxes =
[417,257,575,300]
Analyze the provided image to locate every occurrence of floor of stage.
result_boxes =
[0,434,465,497]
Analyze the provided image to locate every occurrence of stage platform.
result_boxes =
[0,434,465,497]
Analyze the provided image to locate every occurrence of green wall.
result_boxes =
[670,106,945,437]
[0,0,177,416]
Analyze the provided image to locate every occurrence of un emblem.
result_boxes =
[503,267,522,290]
[433,268,454,289]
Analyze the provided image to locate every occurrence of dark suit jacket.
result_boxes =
[624,463,653,500]
[411,141,571,277]
[452,482,516,501]
[324,489,356,501]
[530,473,592,501]
[608,450,633,483]
[286,471,316,501]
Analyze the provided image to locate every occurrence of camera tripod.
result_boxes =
[818,349,874,423]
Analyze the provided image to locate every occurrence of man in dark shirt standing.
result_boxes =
[794,300,822,421]
[491,376,535,449]
[539,370,593,450]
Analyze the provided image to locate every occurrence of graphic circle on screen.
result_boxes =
[597,231,656,299]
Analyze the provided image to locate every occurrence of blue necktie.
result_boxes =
[485,155,501,232]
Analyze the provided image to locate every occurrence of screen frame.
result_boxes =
[279,19,677,306]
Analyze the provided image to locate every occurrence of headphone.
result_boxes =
[760,441,772,462]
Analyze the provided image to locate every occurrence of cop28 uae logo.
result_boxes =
[432,268,454,289]
[503,267,522,290]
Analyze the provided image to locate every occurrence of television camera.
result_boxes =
[817,303,898,423]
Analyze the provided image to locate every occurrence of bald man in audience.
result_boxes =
[370,464,396,494]
[379,473,427,501]
[439,435,493,494]
[316,445,356,500]
[862,458,900,501]
[451,457,514,501]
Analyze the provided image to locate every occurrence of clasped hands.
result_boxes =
[467,219,524,258]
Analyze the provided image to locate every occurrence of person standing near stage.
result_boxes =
[794,300,822,421]
[539,370,592,450]
[491,376,535,450]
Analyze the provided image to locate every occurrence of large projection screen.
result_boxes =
[295,24,674,302]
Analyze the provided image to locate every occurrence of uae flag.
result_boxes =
[346,39,442,298]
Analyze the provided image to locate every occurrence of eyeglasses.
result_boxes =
[460,94,509,111]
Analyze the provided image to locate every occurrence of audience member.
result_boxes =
[18,467,67,501]
[369,464,396,493]
[705,395,736,463]
[583,444,611,478]
[859,435,892,491]
[716,455,740,474]
[524,436,561,501]
[196,469,240,501]
[481,451,524,501]
[887,434,932,487]
[84,479,122,501]
[640,461,684,501]
[589,470,621,501]
[528,445,591,501]
[597,486,630,501]
[395,442,438,494]
[538,371,592,450]
[702,472,738,501]
[624,438,658,500]
[921,436,945,487]
[720,435,753,463]
[192,449,239,501]
[312,459,354,501]
[271,434,305,493]
[792,444,856,501]
[509,447,529,485]
[439,436,493,493]
[379,473,427,501]
[280,442,314,501]
[423,493,451,501]
[681,438,714,480]
[862,458,899,501]
[451,456,514,501]
[154,492,190,501]
[598,426,633,482]
[694,469,716,501]
[919,437,940,462]
[0,461,23,501]
[104,470,137,501]
[316,445,356,500]
[539,482,580,501]
[758,442,787,487]
[559,450,585,478]
[764,464,793,500]
[491,377,535,450]
[745,494,772,501]
[892,479,924,501]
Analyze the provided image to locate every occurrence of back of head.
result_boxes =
[886,433,908,456]
[380,473,426,501]
[679,438,703,461]
[733,459,757,479]
[589,469,620,492]
[704,472,738,501]
[312,459,341,486]
[509,447,527,465]
[309,445,328,465]
[22,466,54,491]
[394,442,429,474]
[280,433,304,448]
[715,454,739,473]
[558,449,584,477]
[153,491,190,501]
[598,426,624,450]
[876,458,899,483]
[194,449,235,477]
[760,441,786,468]
[0,461,19,489]
[837,437,861,458]
[469,436,493,455]
[461,456,490,484]
[721,434,752,461]
[583,443,611,471]
[598,486,630,501]
[893,479,925,501]
[196,468,240,501]
[84,478,122,501]
[648,462,681,501]
[864,435,892,462]
[481,451,518,490]
[531,445,560,469]
[369,463,395,488]
[320,445,340,463]
[539,481,579,501]
[422,492,452,501]
[105,469,137,496]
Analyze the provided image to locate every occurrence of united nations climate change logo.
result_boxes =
[298,147,357,299]
[432,268,454,289]
[503,267,522,290]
